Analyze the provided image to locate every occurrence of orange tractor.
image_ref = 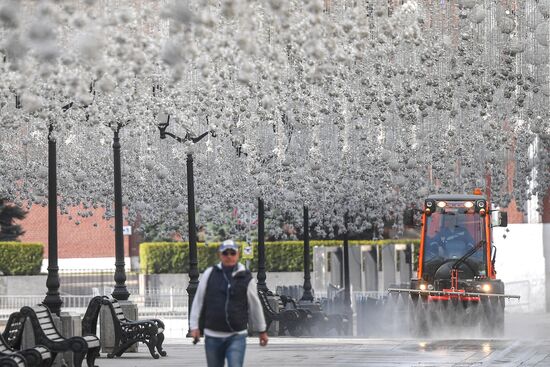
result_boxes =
[389,190,520,336]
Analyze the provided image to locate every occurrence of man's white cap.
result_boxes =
[219,239,239,252]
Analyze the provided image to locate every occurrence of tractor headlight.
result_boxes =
[437,201,446,208]
[482,284,491,292]
[425,200,436,215]
[418,283,433,291]
[476,200,487,216]
[464,201,474,208]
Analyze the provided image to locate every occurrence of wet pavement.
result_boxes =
[96,313,550,366]
[96,337,550,366]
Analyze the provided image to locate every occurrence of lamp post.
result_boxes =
[40,101,87,313]
[158,116,213,334]
[111,124,130,301]
[186,151,199,326]
[256,197,268,293]
[43,123,62,316]
[343,233,351,311]
[300,205,313,302]
[343,214,353,335]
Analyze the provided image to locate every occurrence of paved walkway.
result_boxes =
[96,337,550,367]
[96,313,550,366]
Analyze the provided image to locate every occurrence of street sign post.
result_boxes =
[123,226,132,236]
[242,244,254,259]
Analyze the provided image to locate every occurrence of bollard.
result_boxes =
[60,312,82,367]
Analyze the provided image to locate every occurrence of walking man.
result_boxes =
[190,239,268,367]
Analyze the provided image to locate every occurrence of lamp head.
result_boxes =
[158,114,170,139]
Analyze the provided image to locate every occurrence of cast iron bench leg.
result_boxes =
[101,298,162,359]
[155,333,166,357]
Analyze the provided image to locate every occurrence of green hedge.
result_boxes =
[140,239,420,274]
[139,242,219,274]
[0,242,44,275]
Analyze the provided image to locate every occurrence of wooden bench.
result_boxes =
[99,297,166,359]
[0,355,26,367]
[20,305,99,367]
[1,312,51,367]
[257,290,312,336]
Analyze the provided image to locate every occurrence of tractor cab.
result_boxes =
[387,190,518,336]
[414,192,508,296]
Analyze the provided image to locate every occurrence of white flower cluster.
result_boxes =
[0,0,548,240]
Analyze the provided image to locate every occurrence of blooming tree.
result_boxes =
[0,0,549,241]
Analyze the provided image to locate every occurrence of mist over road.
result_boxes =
[98,313,550,366]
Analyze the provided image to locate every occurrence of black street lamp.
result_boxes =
[158,116,214,334]
[342,215,353,335]
[38,99,76,316]
[300,205,314,302]
[40,100,87,313]
[256,197,268,293]
[43,122,62,316]
[111,123,130,301]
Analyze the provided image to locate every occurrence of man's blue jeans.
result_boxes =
[204,334,247,367]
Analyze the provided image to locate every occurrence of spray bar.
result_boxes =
[387,287,520,299]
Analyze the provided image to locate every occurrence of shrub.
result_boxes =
[0,242,44,275]
[140,239,420,274]
[140,242,220,274]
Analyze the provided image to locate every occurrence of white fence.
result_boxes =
[0,288,189,320]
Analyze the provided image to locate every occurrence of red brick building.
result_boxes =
[16,204,140,271]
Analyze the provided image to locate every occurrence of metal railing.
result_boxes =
[0,271,537,322]
[0,294,93,319]
[58,269,140,296]
[503,280,531,312]
[0,288,189,320]
[130,288,189,318]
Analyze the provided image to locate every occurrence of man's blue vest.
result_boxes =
[202,266,253,332]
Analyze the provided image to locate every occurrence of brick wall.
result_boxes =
[500,153,526,224]
[543,189,550,223]
[504,199,525,224]
[16,204,130,259]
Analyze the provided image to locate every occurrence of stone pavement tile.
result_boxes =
[93,338,550,367]
[93,313,550,366]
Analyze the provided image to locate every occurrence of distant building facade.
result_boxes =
[17,204,140,271]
